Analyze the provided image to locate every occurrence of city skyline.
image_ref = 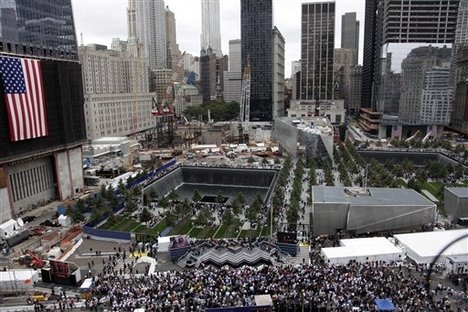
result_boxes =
[72,0,365,77]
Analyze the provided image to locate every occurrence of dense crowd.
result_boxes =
[86,262,466,311]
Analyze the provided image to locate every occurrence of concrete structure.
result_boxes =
[341,12,359,64]
[311,186,437,236]
[399,46,452,125]
[241,0,273,121]
[223,40,242,104]
[287,100,345,124]
[273,27,285,119]
[111,38,128,52]
[348,65,362,115]
[200,47,228,101]
[273,117,334,160]
[334,48,358,100]
[153,68,173,104]
[0,1,86,219]
[128,0,166,70]
[444,187,468,220]
[165,6,181,71]
[361,0,458,115]
[82,137,139,170]
[300,1,335,101]
[79,43,155,141]
[201,0,222,58]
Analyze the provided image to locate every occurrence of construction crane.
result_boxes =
[239,58,251,144]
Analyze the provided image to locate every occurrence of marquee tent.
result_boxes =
[394,229,468,264]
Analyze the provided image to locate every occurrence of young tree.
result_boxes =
[223,208,234,225]
[195,207,212,227]
[168,189,179,202]
[140,208,152,223]
[192,189,202,203]
[247,157,255,164]
[261,158,269,166]
[158,196,169,209]
[235,192,246,206]
[216,191,225,204]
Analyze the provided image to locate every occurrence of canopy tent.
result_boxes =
[375,298,396,311]
[321,238,403,265]
[394,229,468,264]
[340,237,392,247]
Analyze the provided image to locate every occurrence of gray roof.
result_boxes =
[313,186,436,206]
[445,187,468,198]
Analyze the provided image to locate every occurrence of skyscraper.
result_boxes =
[201,0,222,58]
[241,0,273,121]
[341,12,359,64]
[224,39,242,103]
[0,0,86,218]
[128,0,167,70]
[273,27,285,118]
[165,6,180,71]
[362,0,459,112]
[300,1,335,101]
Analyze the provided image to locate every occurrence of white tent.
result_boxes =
[0,270,39,293]
[394,229,468,264]
[322,238,403,265]
[159,236,171,252]
[0,219,18,238]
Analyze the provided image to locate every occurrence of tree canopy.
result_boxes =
[183,100,239,122]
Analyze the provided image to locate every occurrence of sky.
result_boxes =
[72,0,366,77]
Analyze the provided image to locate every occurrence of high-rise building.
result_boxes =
[241,0,273,121]
[273,27,285,118]
[348,65,362,115]
[201,0,222,58]
[291,61,301,78]
[341,12,359,64]
[451,0,468,135]
[200,47,228,102]
[300,1,335,101]
[165,6,180,71]
[128,0,167,70]
[362,0,459,114]
[399,46,452,125]
[79,43,155,141]
[224,39,242,103]
[111,38,128,52]
[334,48,358,100]
[153,69,173,104]
[182,53,200,79]
[0,0,78,60]
[0,0,86,219]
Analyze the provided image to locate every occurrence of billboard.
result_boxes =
[49,260,70,278]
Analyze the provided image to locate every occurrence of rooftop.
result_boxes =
[313,186,436,206]
[446,187,468,198]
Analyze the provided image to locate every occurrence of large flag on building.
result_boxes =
[0,56,48,141]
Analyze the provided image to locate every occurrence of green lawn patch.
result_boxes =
[189,227,202,237]
[194,226,217,239]
[395,179,407,188]
[423,181,444,197]
[239,229,257,238]
[99,215,126,230]
[132,224,149,233]
[224,223,241,238]
[118,219,141,232]
[171,218,192,235]
[214,224,228,238]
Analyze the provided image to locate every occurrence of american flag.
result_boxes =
[0,56,48,141]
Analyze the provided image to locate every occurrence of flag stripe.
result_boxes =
[23,59,37,138]
[36,60,48,135]
[0,56,48,141]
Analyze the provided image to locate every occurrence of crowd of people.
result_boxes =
[86,261,466,311]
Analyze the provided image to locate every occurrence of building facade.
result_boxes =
[348,65,362,115]
[341,12,359,64]
[129,0,167,70]
[223,40,242,103]
[300,1,335,101]
[200,47,228,102]
[0,0,86,219]
[201,0,222,58]
[399,46,452,125]
[165,6,180,71]
[362,0,459,118]
[273,27,285,119]
[153,68,173,104]
[241,0,273,121]
[79,43,156,141]
[334,48,358,100]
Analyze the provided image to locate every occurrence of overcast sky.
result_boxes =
[72,0,365,77]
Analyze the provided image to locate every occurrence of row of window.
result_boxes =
[9,163,54,203]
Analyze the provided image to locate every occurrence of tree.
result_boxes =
[181,198,191,216]
[166,210,176,227]
[231,200,241,215]
[223,208,234,225]
[235,192,246,206]
[216,191,225,204]
[118,179,127,196]
[158,196,169,209]
[143,193,151,206]
[76,199,86,213]
[196,207,212,227]
[274,158,281,165]
[192,189,202,202]
[261,158,269,166]
[168,189,179,202]
[125,197,137,213]
[140,208,152,223]
[247,157,255,164]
